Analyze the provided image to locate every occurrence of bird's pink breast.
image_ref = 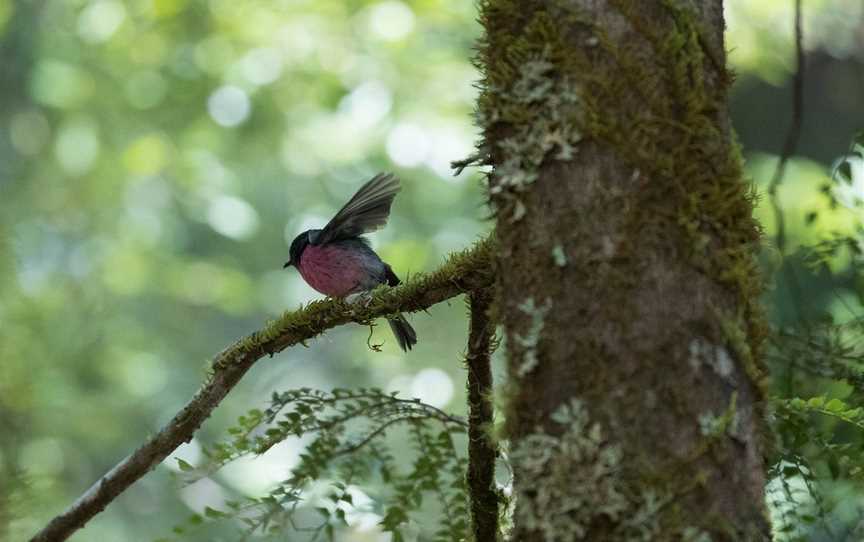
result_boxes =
[297,244,367,297]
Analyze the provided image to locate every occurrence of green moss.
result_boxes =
[478,0,770,537]
[477,0,767,396]
[698,392,739,438]
[212,236,495,371]
[717,311,769,397]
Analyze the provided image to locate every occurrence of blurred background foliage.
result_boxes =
[1,0,863,540]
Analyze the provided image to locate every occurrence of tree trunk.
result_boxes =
[477,0,770,539]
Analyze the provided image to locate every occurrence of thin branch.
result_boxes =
[465,289,499,541]
[767,0,805,234]
[30,236,494,542]
[244,391,469,461]
[334,412,465,458]
[768,0,806,325]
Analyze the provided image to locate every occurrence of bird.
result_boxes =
[283,173,417,351]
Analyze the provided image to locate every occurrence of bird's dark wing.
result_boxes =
[314,173,401,245]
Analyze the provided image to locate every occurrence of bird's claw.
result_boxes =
[346,291,373,308]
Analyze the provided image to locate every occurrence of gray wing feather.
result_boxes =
[315,173,401,244]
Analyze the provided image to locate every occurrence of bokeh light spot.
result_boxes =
[121,352,168,397]
[240,47,284,86]
[122,134,170,175]
[194,37,234,74]
[220,440,302,495]
[55,117,100,176]
[151,0,189,19]
[386,122,429,167]
[410,368,454,408]
[207,195,260,240]
[77,0,126,43]
[425,125,476,180]
[368,1,415,42]
[339,80,392,129]
[124,70,168,109]
[31,60,94,109]
[130,32,168,65]
[207,85,251,127]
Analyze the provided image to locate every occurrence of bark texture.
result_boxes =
[477,0,769,539]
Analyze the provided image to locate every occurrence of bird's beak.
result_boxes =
[283,260,292,269]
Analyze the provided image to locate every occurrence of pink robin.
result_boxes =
[283,173,417,351]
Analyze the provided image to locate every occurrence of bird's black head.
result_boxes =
[283,229,320,268]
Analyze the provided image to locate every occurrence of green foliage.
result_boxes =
[764,131,864,540]
[831,131,864,189]
[1,0,486,538]
[769,396,864,540]
[163,388,469,541]
[4,0,863,538]
[0,466,31,541]
[773,396,864,478]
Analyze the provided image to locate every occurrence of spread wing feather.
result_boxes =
[314,173,401,245]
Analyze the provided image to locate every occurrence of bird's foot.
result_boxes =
[346,291,374,308]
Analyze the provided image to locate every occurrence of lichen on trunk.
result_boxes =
[475,0,770,539]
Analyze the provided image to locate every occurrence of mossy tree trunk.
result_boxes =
[476,0,770,539]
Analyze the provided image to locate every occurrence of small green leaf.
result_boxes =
[807,397,826,409]
[846,407,863,420]
[825,398,846,413]
[836,161,853,184]
[204,506,225,519]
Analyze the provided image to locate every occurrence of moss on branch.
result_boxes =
[30,235,494,542]
[465,289,499,541]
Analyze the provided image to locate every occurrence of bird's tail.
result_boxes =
[387,314,417,352]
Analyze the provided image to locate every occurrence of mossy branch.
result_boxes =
[30,236,495,542]
[465,289,499,541]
